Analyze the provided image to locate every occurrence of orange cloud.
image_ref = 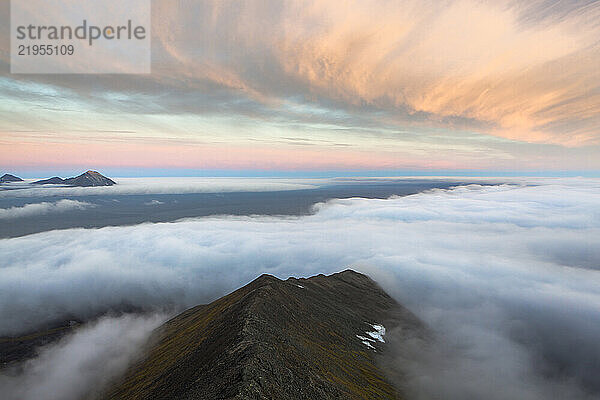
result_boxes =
[274,1,599,146]
[150,0,599,146]
[1,0,598,172]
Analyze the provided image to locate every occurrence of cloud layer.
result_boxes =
[174,0,598,146]
[0,177,321,198]
[0,199,92,219]
[0,178,599,398]
[0,313,166,400]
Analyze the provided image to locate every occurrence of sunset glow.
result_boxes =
[1,0,599,174]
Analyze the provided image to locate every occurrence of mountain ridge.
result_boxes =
[0,174,23,183]
[31,170,116,186]
[104,270,423,400]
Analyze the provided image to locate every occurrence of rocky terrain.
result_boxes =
[104,270,423,400]
[0,320,80,369]
[0,174,23,183]
[31,170,116,186]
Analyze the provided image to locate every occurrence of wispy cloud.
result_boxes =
[0,1,598,170]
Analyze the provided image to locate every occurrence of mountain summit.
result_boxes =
[64,170,116,187]
[32,170,116,187]
[0,173,23,183]
[105,270,422,400]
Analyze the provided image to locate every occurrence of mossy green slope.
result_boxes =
[105,270,421,400]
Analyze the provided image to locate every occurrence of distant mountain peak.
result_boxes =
[0,173,23,183]
[31,171,116,187]
[65,171,116,187]
[105,270,424,400]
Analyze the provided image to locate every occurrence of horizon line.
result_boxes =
[3,168,600,179]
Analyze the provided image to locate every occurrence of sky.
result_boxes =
[0,0,599,176]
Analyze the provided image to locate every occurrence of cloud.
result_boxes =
[0,199,92,219]
[0,178,599,398]
[0,313,166,400]
[1,0,599,171]
[150,0,600,146]
[383,319,596,400]
[0,177,321,198]
[144,199,164,205]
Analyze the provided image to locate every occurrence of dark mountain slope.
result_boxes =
[0,321,80,369]
[105,270,422,400]
[64,170,116,186]
[31,170,116,186]
[0,174,23,182]
[31,176,65,185]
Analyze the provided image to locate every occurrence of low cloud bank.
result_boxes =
[0,177,322,198]
[0,199,92,219]
[0,179,599,398]
[0,313,167,400]
[384,325,595,400]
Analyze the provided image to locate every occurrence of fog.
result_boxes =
[0,313,167,400]
[0,179,598,398]
[0,177,321,198]
[0,199,92,219]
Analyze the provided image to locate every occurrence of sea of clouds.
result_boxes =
[0,179,598,399]
[0,314,166,400]
[0,199,92,219]
[0,177,322,198]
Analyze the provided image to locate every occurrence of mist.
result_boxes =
[0,199,92,219]
[0,177,321,198]
[0,179,599,398]
[0,313,167,400]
